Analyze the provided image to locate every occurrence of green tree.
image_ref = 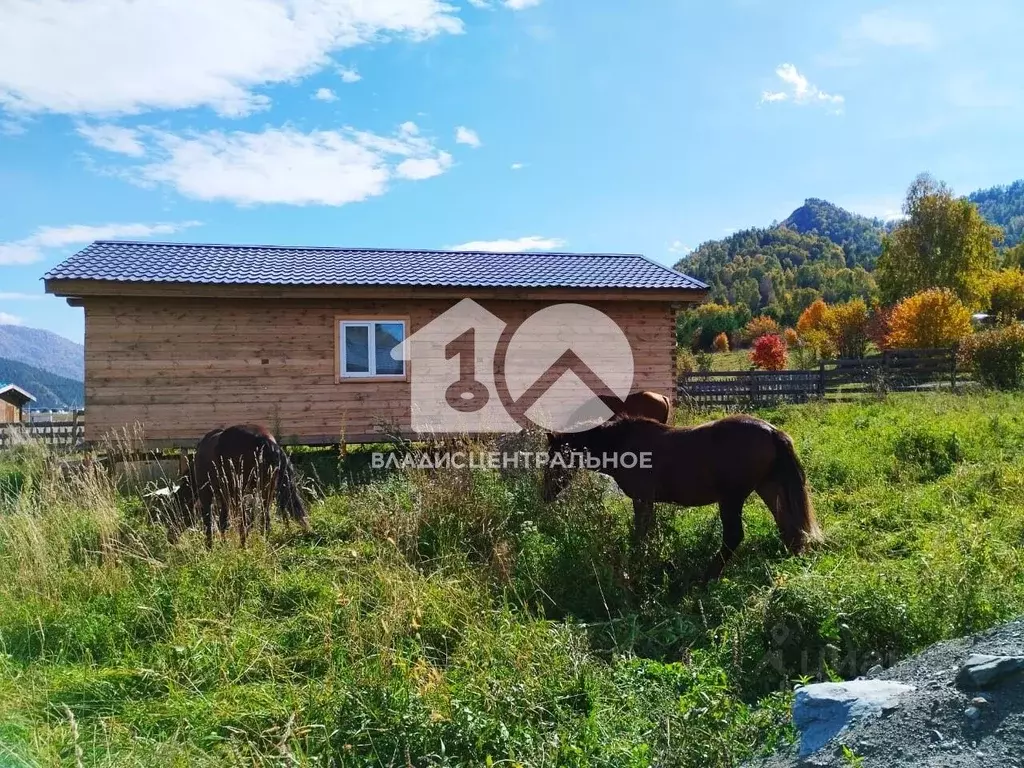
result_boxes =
[877,174,1003,308]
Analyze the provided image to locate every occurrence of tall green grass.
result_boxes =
[2,393,1024,766]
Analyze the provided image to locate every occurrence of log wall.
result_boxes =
[83,296,679,445]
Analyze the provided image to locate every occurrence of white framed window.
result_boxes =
[339,319,407,379]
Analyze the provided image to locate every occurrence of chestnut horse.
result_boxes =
[600,391,671,424]
[175,424,310,547]
[565,390,671,432]
[543,415,822,583]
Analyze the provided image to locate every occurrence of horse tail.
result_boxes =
[261,437,309,529]
[770,428,822,554]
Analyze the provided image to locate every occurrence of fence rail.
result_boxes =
[678,348,967,408]
[0,411,85,450]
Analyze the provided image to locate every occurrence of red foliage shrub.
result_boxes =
[750,334,788,371]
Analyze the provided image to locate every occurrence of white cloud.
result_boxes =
[668,240,691,255]
[0,312,23,325]
[852,10,936,49]
[454,125,481,148]
[760,64,844,111]
[314,87,338,102]
[0,221,201,266]
[467,0,490,7]
[510,162,524,170]
[76,123,146,156]
[338,66,362,83]
[396,152,453,180]
[97,122,454,206]
[0,0,463,117]
[451,236,565,252]
[505,0,542,9]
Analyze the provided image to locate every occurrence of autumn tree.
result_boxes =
[876,174,1003,307]
[742,315,780,344]
[986,268,1024,325]
[713,332,730,352]
[750,334,788,370]
[886,288,974,349]
[796,298,833,357]
[822,299,870,358]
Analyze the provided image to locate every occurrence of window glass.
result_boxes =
[343,324,370,374]
[374,322,405,376]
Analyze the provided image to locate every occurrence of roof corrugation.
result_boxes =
[43,241,707,291]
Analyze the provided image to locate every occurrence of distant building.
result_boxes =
[0,384,36,423]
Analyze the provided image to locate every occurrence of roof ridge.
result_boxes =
[88,240,645,258]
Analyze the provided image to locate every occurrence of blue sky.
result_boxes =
[2,0,1023,343]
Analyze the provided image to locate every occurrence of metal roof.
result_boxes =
[43,240,707,291]
[0,384,36,404]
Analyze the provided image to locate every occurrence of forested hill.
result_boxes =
[674,225,875,325]
[673,179,1024,323]
[0,357,84,410]
[969,180,1024,247]
[781,198,894,269]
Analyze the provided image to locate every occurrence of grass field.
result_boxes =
[2,393,1024,766]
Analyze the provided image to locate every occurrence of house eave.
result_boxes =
[44,278,708,304]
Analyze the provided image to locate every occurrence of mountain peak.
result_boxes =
[0,325,84,381]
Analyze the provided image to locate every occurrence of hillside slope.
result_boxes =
[781,198,892,269]
[969,180,1024,247]
[0,357,84,410]
[673,179,1023,319]
[0,325,83,381]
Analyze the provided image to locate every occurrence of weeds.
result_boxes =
[1,393,1024,765]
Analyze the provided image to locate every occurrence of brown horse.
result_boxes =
[175,424,310,547]
[543,415,822,583]
[600,391,671,424]
[565,390,671,432]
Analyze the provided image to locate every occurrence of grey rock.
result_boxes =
[866,664,885,678]
[791,680,917,756]
[964,705,981,720]
[955,653,1024,689]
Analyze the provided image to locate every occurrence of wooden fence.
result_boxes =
[678,348,967,408]
[0,411,85,450]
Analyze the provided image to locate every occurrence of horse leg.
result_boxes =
[703,496,746,584]
[200,488,215,550]
[631,498,655,551]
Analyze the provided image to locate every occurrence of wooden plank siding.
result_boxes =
[0,400,21,423]
[82,297,679,446]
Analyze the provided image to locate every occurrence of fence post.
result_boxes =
[950,347,958,392]
[818,361,826,399]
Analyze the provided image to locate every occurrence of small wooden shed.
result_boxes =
[43,241,707,447]
[0,384,35,423]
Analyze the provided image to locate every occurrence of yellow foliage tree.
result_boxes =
[885,288,974,349]
[784,328,799,347]
[797,299,828,335]
[796,299,833,357]
[821,299,870,358]
[713,332,730,352]
[986,268,1024,325]
[742,315,780,344]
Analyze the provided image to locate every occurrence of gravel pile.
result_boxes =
[747,617,1024,767]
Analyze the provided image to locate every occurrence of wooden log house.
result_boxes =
[43,241,707,447]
